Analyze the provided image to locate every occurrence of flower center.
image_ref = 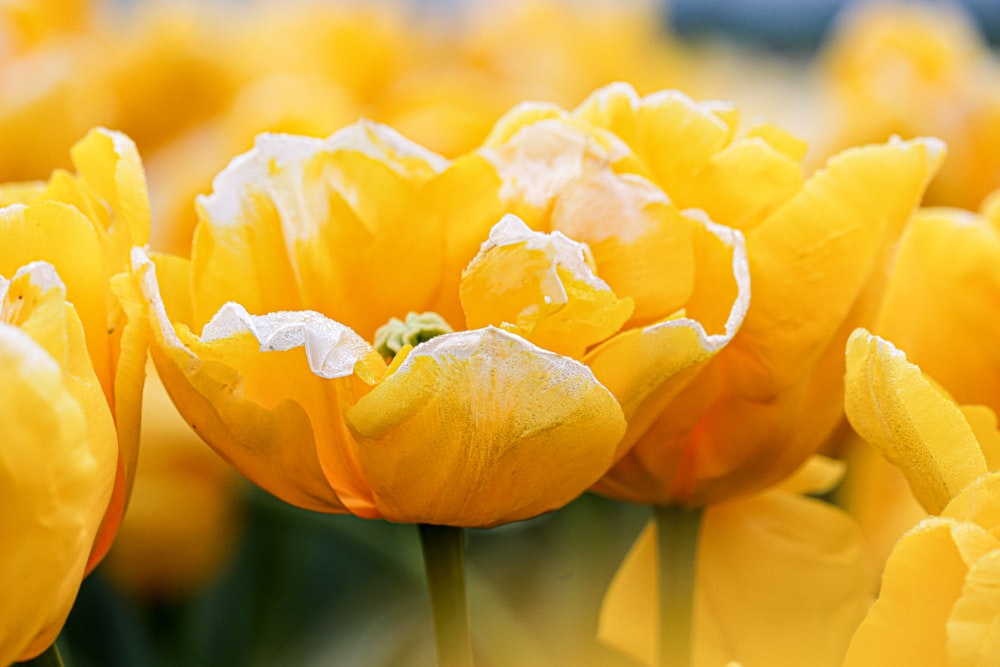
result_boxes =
[374,311,454,359]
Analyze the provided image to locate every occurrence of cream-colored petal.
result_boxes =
[346,327,626,527]
[460,214,633,359]
[845,329,988,514]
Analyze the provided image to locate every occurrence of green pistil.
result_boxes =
[374,311,454,359]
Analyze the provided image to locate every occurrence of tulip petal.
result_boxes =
[844,518,999,667]
[550,167,696,324]
[0,266,116,662]
[947,548,1000,667]
[346,327,626,526]
[600,490,870,667]
[734,137,944,398]
[460,215,633,359]
[875,207,1000,416]
[134,248,379,515]
[586,215,749,470]
[194,124,446,338]
[845,330,989,514]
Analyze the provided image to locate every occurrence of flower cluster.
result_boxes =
[3,2,1000,667]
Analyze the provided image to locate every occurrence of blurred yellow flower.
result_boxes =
[102,363,241,599]
[818,1,1000,208]
[571,83,943,507]
[599,456,871,667]
[0,128,150,662]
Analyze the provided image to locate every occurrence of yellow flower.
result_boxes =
[547,83,943,507]
[817,1,1000,208]
[102,363,241,598]
[599,456,872,667]
[839,192,1000,567]
[133,120,656,527]
[0,128,149,662]
[844,330,1000,664]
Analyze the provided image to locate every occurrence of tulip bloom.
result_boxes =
[565,83,943,507]
[839,191,1000,567]
[135,93,750,526]
[844,330,1000,665]
[0,128,149,662]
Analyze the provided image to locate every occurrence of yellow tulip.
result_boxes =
[599,456,872,667]
[839,192,1000,567]
[844,332,1000,664]
[0,128,149,662]
[564,83,943,507]
[817,1,1000,209]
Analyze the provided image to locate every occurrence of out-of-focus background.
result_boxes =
[3,1,996,665]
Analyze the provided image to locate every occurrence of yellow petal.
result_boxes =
[735,137,944,399]
[345,327,626,527]
[844,518,999,667]
[460,215,633,359]
[961,405,1000,473]
[134,248,379,515]
[943,472,1000,539]
[774,455,846,496]
[550,167,696,325]
[0,270,116,662]
[845,330,988,514]
[194,124,446,339]
[587,215,749,473]
[875,207,1000,417]
[68,127,151,249]
[947,548,1000,667]
[600,491,870,667]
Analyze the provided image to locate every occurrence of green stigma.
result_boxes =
[374,311,454,359]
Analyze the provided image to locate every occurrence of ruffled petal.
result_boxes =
[345,327,626,526]
[947,548,1000,667]
[460,215,633,359]
[845,330,988,514]
[134,247,378,515]
[588,215,749,479]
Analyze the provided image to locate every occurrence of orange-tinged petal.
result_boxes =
[587,216,749,471]
[134,248,378,515]
[460,215,633,359]
[843,518,999,667]
[734,137,944,399]
[875,207,1000,416]
[600,484,870,667]
[345,327,626,527]
[845,330,988,514]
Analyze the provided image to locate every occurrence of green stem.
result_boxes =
[20,642,65,667]
[653,505,703,667]
[418,524,474,667]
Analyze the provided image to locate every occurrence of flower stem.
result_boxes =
[653,504,703,667]
[21,642,65,667]
[418,524,474,667]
